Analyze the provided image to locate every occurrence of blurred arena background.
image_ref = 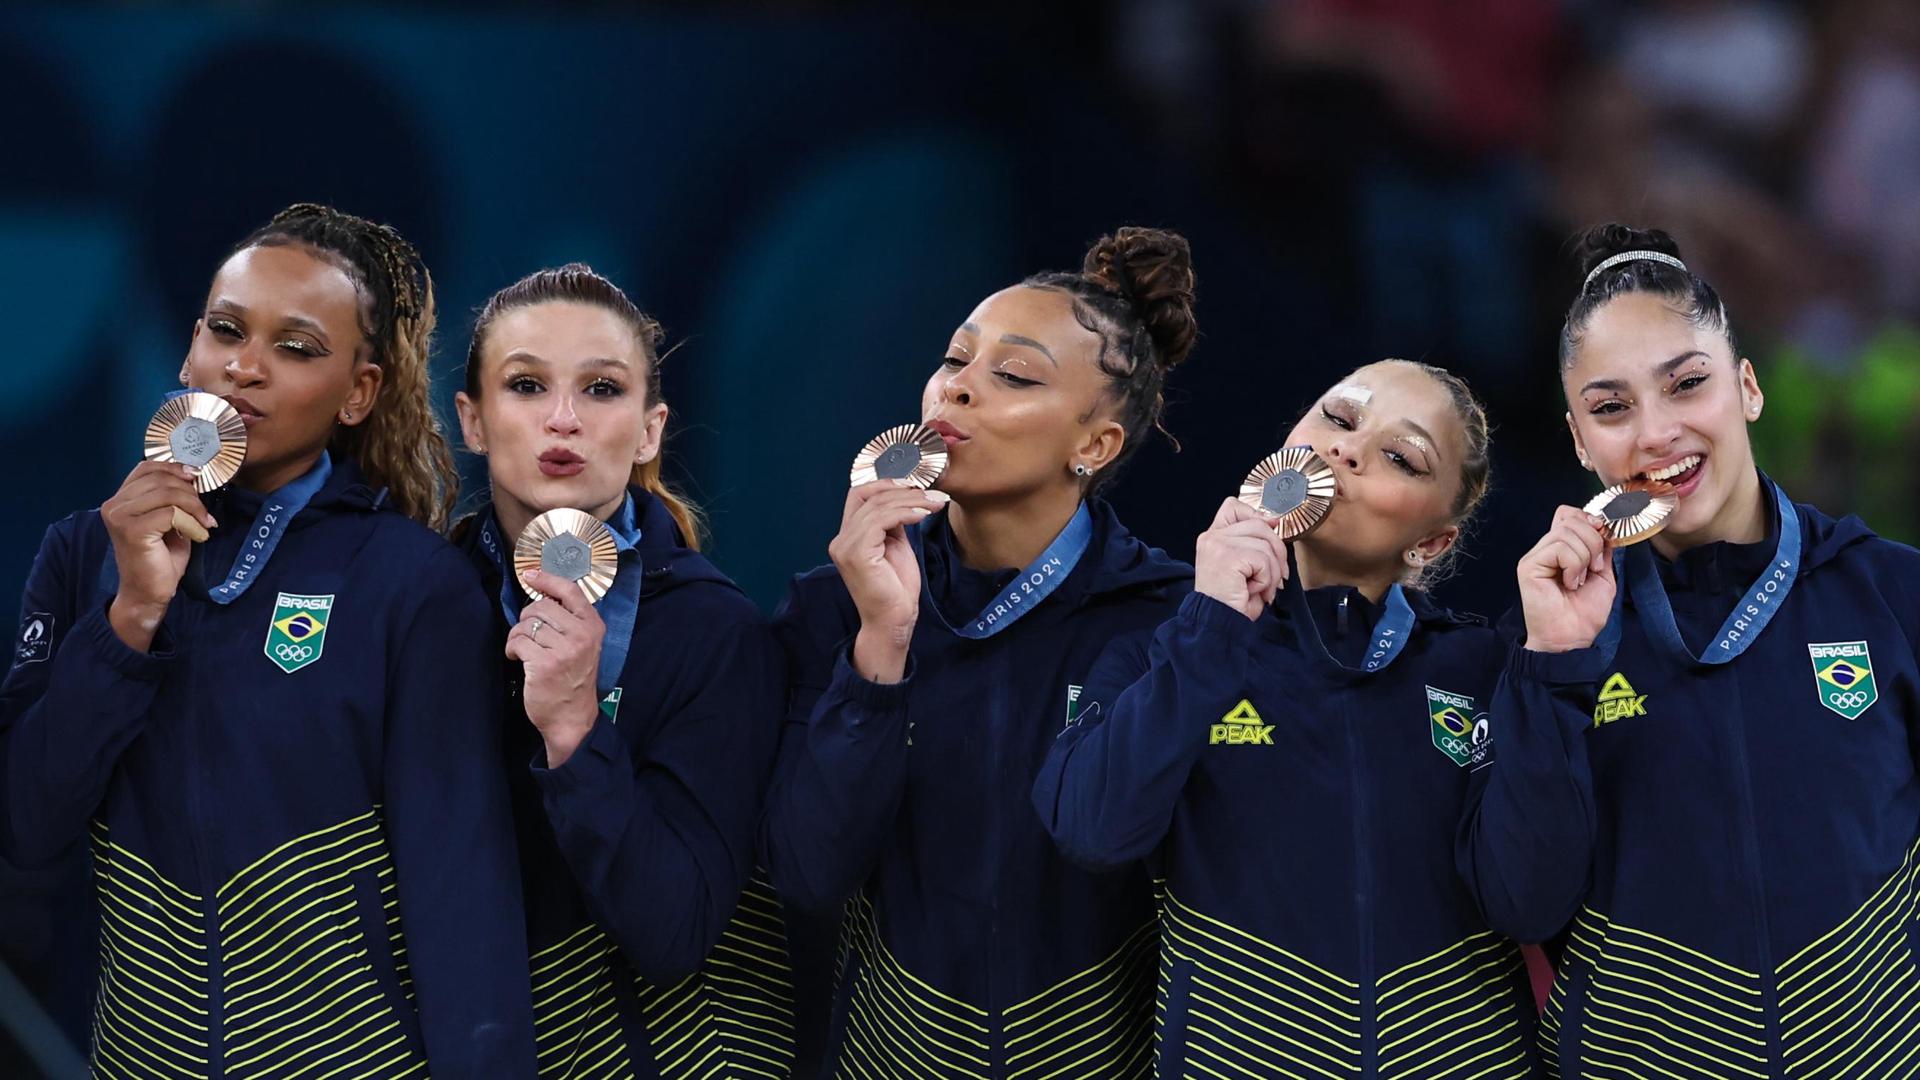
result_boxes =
[3,0,1917,1070]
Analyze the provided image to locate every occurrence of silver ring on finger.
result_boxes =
[529,617,545,643]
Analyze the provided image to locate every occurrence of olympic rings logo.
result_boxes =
[1828,689,1871,709]
[274,643,315,662]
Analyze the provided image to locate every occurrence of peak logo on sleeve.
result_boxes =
[1210,700,1273,746]
[1593,672,1649,727]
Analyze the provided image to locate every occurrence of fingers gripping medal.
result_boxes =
[143,391,247,542]
[1238,447,1337,539]
[515,509,620,604]
[850,424,947,489]
[1583,479,1677,546]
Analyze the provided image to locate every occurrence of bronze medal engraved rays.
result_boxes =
[1238,447,1337,539]
[515,508,620,604]
[144,392,247,541]
[850,424,947,489]
[1583,479,1678,546]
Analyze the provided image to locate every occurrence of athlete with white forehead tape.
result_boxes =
[1036,360,1544,1079]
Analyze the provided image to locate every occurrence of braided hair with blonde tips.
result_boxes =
[235,203,458,530]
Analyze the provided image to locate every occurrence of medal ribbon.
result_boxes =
[1284,558,1419,674]
[1617,479,1800,664]
[909,502,1094,639]
[206,452,331,605]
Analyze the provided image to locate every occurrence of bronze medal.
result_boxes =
[514,508,620,604]
[1583,479,1678,546]
[1238,447,1337,539]
[143,392,247,542]
[849,423,947,489]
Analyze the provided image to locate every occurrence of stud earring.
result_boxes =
[1072,462,1092,477]
[339,410,352,423]
[1406,550,1424,566]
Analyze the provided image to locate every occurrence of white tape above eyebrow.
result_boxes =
[1331,384,1372,405]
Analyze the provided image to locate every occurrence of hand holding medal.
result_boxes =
[836,424,954,682]
[143,391,248,542]
[1192,447,1334,621]
[1515,478,1675,654]
[506,510,615,764]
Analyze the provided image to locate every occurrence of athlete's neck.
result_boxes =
[236,449,327,497]
[492,487,626,550]
[1651,468,1768,560]
[948,485,1083,572]
[1293,541,1399,605]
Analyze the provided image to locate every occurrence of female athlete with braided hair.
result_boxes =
[0,203,535,1076]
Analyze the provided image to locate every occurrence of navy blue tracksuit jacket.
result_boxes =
[0,460,535,1077]
[760,501,1191,1079]
[1459,481,1920,1079]
[1037,583,1542,1079]
[458,488,793,1079]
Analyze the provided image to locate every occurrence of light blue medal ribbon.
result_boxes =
[1621,479,1800,664]
[1285,562,1418,674]
[480,494,642,699]
[909,502,1095,639]
[206,452,332,605]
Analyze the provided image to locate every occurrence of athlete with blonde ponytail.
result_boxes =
[0,203,535,1075]
[452,264,792,1078]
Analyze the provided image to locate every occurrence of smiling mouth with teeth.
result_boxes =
[1643,455,1702,483]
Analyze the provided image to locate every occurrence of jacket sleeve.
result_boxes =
[0,518,175,867]
[1032,592,1257,871]
[382,546,535,1078]
[756,577,912,913]
[1455,641,1608,944]
[533,605,785,983]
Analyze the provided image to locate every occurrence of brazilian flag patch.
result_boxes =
[1426,685,1482,767]
[1808,641,1877,719]
[264,593,332,674]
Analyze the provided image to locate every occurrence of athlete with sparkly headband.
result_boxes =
[1035,360,1544,1078]
[449,264,792,1078]
[1460,223,1920,1077]
[761,228,1198,1077]
[0,203,535,1075]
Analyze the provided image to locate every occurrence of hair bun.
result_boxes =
[1573,223,1685,281]
[1083,226,1198,371]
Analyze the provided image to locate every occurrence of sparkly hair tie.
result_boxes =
[1584,250,1689,288]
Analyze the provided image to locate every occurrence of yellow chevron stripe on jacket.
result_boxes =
[829,892,1156,1080]
[1374,932,1530,1080]
[1159,888,1364,1079]
[90,810,428,1080]
[1553,908,1768,1079]
[1548,837,1920,1079]
[214,808,425,1080]
[530,873,797,1080]
[833,893,993,1079]
[1775,837,1920,1079]
[91,821,212,1080]
[1002,919,1156,1080]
